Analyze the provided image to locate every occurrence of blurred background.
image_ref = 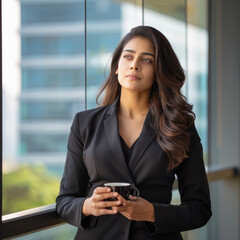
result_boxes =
[2,0,239,239]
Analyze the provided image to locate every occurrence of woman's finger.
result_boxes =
[116,194,127,206]
[96,200,122,208]
[94,192,119,201]
[94,187,111,194]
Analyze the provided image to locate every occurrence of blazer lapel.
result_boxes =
[104,99,135,184]
[129,112,157,171]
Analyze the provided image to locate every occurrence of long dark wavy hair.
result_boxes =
[97,26,195,171]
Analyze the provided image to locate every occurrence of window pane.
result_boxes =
[21,101,82,121]
[21,2,83,24]
[86,0,143,109]
[3,0,85,215]
[13,224,77,240]
[144,0,208,163]
[87,1,121,20]
[145,2,209,239]
[144,0,187,83]
[22,69,84,90]
[3,2,209,239]
[20,133,68,153]
[186,0,208,158]
[22,35,83,57]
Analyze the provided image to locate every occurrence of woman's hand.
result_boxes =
[82,187,122,217]
[112,195,155,222]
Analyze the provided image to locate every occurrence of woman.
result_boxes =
[56,26,212,240]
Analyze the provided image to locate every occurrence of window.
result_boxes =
[3,0,223,239]
[3,0,85,218]
[87,1,121,20]
[22,35,83,56]
[21,2,83,24]
[20,133,68,154]
[22,69,84,90]
[21,101,82,121]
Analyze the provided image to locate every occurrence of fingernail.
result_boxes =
[113,192,118,196]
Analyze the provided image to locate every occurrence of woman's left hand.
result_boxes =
[112,195,155,222]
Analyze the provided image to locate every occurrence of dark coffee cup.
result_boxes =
[104,182,140,201]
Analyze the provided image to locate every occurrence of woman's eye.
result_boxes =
[143,58,153,63]
[123,55,132,60]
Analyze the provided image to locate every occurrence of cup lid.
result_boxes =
[104,182,130,187]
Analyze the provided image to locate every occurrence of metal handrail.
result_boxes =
[2,165,239,239]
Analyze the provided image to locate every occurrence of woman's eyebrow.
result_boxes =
[123,49,155,57]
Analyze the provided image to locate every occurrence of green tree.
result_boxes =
[3,164,60,215]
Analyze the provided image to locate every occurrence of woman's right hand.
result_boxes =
[82,187,122,217]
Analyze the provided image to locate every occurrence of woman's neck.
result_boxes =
[119,90,150,119]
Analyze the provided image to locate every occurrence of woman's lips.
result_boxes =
[126,74,140,80]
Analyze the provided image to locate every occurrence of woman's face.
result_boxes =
[116,37,155,93]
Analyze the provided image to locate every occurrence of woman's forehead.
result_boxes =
[122,37,155,54]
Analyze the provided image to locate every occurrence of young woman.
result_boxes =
[56,26,212,240]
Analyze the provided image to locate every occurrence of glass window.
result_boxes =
[86,0,143,109]
[144,1,209,239]
[21,2,83,25]
[144,0,208,161]
[3,0,85,216]
[22,68,84,90]
[87,1,121,20]
[20,133,68,154]
[3,0,210,239]
[13,224,77,240]
[21,101,83,121]
[22,35,83,57]
[186,0,208,159]
[87,32,121,52]
[144,0,187,79]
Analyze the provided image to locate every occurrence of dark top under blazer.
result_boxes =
[56,99,212,240]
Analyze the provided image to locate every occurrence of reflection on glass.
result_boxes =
[21,2,84,24]
[3,0,143,218]
[21,101,82,121]
[22,35,84,56]
[22,69,84,90]
[186,0,208,159]
[144,0,187,90]
[86,0,143,109]
[144,1,208,239]
[144,0,208,161]
[13,224,77,240]
[3,0,208,239]
[3,0,85,216]
[20,133,68,153]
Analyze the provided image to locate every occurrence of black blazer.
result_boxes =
[56,99,212,240]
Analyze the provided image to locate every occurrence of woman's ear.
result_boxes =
[115,68,119,74]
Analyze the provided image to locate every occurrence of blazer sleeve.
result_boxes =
[56,113,97,229]
[146,123,212,235]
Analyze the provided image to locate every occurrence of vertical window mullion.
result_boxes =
[142,0,144,25]
[84,0,87,110]
[0,0,3,237]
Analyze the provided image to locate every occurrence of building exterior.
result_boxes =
[18,0,208,177]
[19,0,122,175]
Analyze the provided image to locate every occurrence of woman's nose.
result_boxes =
[130,60,140,71]
[130,66,139,71]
